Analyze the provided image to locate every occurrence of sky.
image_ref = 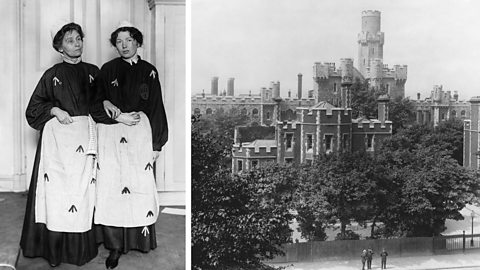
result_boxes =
[191,0,480,100]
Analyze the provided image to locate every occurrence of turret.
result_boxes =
[377,94,390,125]
[358,10,384,77]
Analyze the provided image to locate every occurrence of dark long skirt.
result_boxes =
[19,135,98,266]
[95,223,157,254]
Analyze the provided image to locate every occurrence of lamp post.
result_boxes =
[471,211,474,247]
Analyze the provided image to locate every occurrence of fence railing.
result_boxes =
[268,233,480,263]
[433,232,480,254]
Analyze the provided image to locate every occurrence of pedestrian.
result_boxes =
[380,248,388,269]
[20,21,99,267]
[367,247,374,269]
[90,20,168,269]
[361,249,367,270]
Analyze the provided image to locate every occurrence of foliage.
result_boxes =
[192,128,294,270]
[376,123,480,237]
[194,109,250,168]
[350,78,377,119]
[388,97,415,134]
[335,230,360,240]
[294,152,380,240]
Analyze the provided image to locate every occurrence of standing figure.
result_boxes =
[90,21,168,269]
[361,249,367,270]
[367,247,374,269]
[20,22,99,267]
[380,248,388,269]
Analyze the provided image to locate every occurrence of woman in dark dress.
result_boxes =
[90,22,168,269]
[20,22,99,267]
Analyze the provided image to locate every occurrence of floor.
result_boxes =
[0,192,185,270]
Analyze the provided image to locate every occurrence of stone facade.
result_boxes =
[464,97,480,169]
[192,10,407,121]
[413,85,470,127]
[232,99,392,173]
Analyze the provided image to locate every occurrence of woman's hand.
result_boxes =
[103,100,121,119]
[152,150,160,161]
[116,112,141,126]
[51,107,73,124]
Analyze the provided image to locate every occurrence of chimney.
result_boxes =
[273,81,280,99]
[454,91,459,101]
[297,73,303,99]
[417,93,420,100]
[377,94,390,125]
[211,77,219,96]
[227,78,235,96]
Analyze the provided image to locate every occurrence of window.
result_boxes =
[452,110,457,117]
[237,160,243,172]
[266,112,271,120]
[306,159,313,165]
[325,134,333,152]
[333,83,337,93]
[342,134,349,150]
[206,108,212,115]
[461,110,466,117]
[286,133,293,151]
[367,134,374,151]
[441,113,445,120]
[193,108,200,115]
[251,160,258,168]
[252,108,259,116]
[285,158,293,164]
[241,108,247,115]
[307,134,313,151]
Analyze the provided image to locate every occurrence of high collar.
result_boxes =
[122,54,139,65]
[61,53,82,64]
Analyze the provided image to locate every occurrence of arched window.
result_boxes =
[266,112,271,120]
[193,108,200,114]
[241,108,247,115]
[461,110,466,117]
[252,108,259,116]
[286,109,294,121]
[206,108,212,115]
[451,110,456,117]
[441,113,445,120]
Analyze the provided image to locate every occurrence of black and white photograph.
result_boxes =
[1,0,185,269]
[191,0,480,269]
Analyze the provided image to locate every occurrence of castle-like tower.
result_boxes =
[357,10,407,100]
[358,10,384,77]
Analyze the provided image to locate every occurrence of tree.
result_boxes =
[192,120,293,269]
[388,97,415,134]
[294,152,380,240]
[350,78,377,119]
[194,110,250,168]
[376,125,480,237]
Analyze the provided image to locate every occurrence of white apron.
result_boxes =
[94,112,159,227]
[35,116,97,233]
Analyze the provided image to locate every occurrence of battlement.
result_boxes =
[362,10,381,17]
[233,140,277,155]
[313,61,357,80]
[357,31,384,44]
[191,94,265,104]
[380,64,407,80]
[277,121,299,131]
[352,118,392,131]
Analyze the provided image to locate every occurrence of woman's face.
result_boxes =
[115,31,138,59]
[60,30,83,58]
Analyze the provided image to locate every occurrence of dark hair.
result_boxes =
[109,27,143,47]
[52,23,84,52]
